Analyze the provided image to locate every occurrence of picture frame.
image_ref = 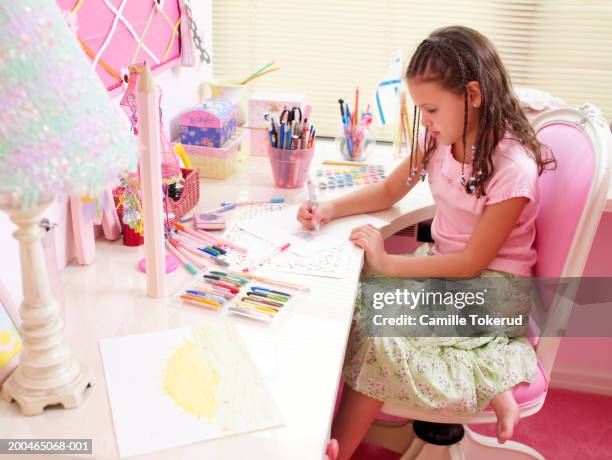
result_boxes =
[0,278,22,385]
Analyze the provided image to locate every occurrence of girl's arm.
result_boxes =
[330,153,425,219]
[352,197,528,278]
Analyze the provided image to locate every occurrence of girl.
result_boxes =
[297,25,554,459]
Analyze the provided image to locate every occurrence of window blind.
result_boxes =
[213,1,612,140]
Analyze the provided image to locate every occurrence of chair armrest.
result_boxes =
[380,205,436,240]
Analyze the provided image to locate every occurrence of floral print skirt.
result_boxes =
[342,244,538,415]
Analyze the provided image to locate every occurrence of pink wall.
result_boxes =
[555,212,612,375]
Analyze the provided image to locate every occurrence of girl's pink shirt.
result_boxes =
[426,137,539,276]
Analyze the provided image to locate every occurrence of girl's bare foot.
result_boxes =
[490,390,520,444]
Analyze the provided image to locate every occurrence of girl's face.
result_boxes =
[407,78,480,147]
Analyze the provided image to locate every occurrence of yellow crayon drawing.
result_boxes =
[162,339,220,422]
[0,330,22,367]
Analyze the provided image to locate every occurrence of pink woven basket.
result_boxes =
[113,168,199,227]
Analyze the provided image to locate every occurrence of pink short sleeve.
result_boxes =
[485,141,538,205]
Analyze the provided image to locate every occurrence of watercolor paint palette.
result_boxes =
[314,164,386,190]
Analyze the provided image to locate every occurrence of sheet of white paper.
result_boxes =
[100,321,283,458]
[237,206,388,257]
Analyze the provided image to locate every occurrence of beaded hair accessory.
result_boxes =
[428,38,483,194]
[406,106,428,186]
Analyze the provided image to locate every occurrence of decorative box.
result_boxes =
[247,92,305,129]
[249,128,270,157]
[181,129,249,180]
[179,97,237,148]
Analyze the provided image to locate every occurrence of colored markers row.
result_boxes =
[180,271,250,310]
[228,285,293,321]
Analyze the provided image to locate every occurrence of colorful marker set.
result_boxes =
[168,221,249,273]
[338,88,373,160]
[178,269,298,322]
[228,283,295,322]
[180,271,250,310]
[265,106,315,150]
[314,165,386,190]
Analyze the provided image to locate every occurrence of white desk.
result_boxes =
[4,136,611,459]
[0,141,434,460]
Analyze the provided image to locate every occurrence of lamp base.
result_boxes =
[1,362,92,416]
[0,198,93,416]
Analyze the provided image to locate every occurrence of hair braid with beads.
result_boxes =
[406,26,555,196]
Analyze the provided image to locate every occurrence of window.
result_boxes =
[213,1,612,140]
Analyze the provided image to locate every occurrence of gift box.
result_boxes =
[179,97,237,148]
[247,92,305,129]
[181,128,249,180]
[249,128,270,157]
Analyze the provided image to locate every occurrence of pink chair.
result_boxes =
[331,104,611,460]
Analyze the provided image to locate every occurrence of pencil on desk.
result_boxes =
[169,236,213,266]
[187,225,247,254]
[234,301,277,316]
[322,160,370,167]
[168,239,206,269]
[166,241,198,274]
[185,289,227,305]
[175,223,218,245]
[354,86,359,132]
[242,242,290,273]
[231,271,309,292]
[180,294,222,310]
[192,284,234,300]
[173,234,230,267]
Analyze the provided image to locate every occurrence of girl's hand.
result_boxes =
[296,201,335,230]
[349,224,389,273]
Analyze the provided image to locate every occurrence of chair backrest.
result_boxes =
[531,104,611,377]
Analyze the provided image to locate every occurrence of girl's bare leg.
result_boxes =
[331,384,384,460]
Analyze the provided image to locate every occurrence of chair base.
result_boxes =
[365,420,545,460]
[412,421,464,446]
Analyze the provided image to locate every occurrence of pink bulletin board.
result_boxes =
[56,0,182,95]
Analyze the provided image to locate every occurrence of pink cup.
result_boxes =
[267,145,314,188]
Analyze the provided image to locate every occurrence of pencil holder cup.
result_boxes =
[335,124,376,162]
[267,144,315,188]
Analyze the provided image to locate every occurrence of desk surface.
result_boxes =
[3,136,611,459]
[0,141,435,460]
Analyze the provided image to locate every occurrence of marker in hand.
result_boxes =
[306,178,319,232]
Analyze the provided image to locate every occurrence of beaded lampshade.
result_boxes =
[0,0,138,415]
[0,0,137,209]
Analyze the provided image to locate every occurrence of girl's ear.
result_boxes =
[466,81,482,108]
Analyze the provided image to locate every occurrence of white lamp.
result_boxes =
[0,0,137,415]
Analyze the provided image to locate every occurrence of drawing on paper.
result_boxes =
[99,321,283,457]
[162,338,220,421]
[220,204,353,278]
[291,229,328,241]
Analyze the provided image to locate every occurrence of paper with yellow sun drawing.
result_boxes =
[99,321,283,458]
[0,306,22,382]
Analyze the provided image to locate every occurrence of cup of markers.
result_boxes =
[335,91,375,162]
[264,106,316,188]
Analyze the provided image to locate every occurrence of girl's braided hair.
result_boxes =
[407,26,555,196]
